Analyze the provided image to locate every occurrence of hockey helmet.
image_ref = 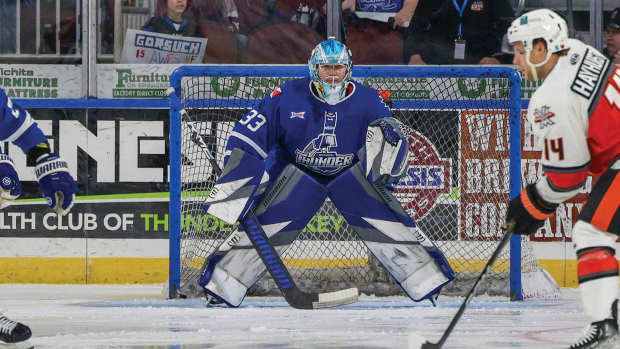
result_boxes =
[308,37,353,105]
[507,9,569,79]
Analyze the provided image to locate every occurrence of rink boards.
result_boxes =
[0,232,595,287]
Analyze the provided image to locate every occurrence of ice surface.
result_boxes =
[0,285,599,348]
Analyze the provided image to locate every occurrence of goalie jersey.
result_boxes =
[527,38,620,203]
[226,77,392,182]
[0,87,47,153]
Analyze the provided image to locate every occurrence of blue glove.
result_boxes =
[0,154,21,209]
[34,154,78,215]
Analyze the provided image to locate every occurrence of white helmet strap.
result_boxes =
[524,42,553,81]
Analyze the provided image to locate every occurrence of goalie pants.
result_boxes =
[204,163,454,306]
[572,159,620,322]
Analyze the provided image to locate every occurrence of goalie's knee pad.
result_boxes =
[201,164,328,306]
[573,220,620,322]
[203,148,269,225]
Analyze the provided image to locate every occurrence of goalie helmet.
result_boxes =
[507,9,569,79]
[308,37,353,105]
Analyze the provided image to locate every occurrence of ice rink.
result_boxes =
[0,285,598,348]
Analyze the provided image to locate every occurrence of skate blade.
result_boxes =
[0,340,33,349]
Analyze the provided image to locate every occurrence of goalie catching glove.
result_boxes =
[363,117,409,185]
[34,153,78,215]
[505,183,558,235]
[0,154,21,209]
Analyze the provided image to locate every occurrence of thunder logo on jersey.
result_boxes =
[295,111,353,175]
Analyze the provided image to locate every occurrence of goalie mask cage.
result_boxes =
[168,65,559,301]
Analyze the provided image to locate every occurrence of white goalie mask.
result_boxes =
[507,9,569,80]
[308,38,353,105]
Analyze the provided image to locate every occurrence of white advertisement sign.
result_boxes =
[121,29,207,64]
[0,65,82,98]
[97,64,185,98]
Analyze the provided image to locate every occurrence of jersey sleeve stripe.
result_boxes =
[229,131,268,159]
[545,176,586,192]
[2,115,34,142]
[545,169,589,190]
[521,189,554,220]
[542,162,590,174]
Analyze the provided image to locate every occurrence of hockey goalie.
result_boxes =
[194,38,455,308]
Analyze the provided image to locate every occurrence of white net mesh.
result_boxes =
[173,71,559,300]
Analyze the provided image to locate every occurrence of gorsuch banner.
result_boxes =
[121,29,207,64]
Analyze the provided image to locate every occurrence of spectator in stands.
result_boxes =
[405,0,514,65]
[194,0,241,33]
[341,0,418,29]
[290,2,326,37]
[327,0,419,64]
[142,0,200,37]
[604,7,620,64]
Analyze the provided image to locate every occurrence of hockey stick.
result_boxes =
[408,221,516,349]
[179,106,359,309]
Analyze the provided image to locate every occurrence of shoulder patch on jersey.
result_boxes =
[270,87,282,99]
[378,90,391,100]
[570,48,609,99]
[533,105,555,128]
[377,90,392,109]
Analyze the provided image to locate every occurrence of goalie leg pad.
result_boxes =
[203,148,269,225]
[327,163,454,301]
[201,164,328,306]
[573,220,620,322]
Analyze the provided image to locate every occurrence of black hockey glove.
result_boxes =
[505,183,558,235]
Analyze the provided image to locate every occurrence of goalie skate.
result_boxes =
[0,315,33,349]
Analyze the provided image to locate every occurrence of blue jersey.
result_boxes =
[0,87,47,153]
[226,77,392,182]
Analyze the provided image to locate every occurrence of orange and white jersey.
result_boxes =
[527,38,620,203]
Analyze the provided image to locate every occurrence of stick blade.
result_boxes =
[312,287,359,309]
[408,333,439,349]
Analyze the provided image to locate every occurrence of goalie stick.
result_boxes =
[176,101,359,309]
[408,221,516,349]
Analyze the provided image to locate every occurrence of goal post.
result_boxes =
[168,65,558,301]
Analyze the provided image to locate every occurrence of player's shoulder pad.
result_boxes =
[352,80,388,100]
[268,78,301,100]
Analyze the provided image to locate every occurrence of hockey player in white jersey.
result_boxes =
[0,87,78,348]
[504,9,620,349]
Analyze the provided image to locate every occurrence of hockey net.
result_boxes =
[169,66,559,300]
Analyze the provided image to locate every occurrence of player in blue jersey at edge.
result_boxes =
[0,87,78,348]
[196,37,455,308]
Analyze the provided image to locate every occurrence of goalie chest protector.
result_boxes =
[230,77,392,180]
